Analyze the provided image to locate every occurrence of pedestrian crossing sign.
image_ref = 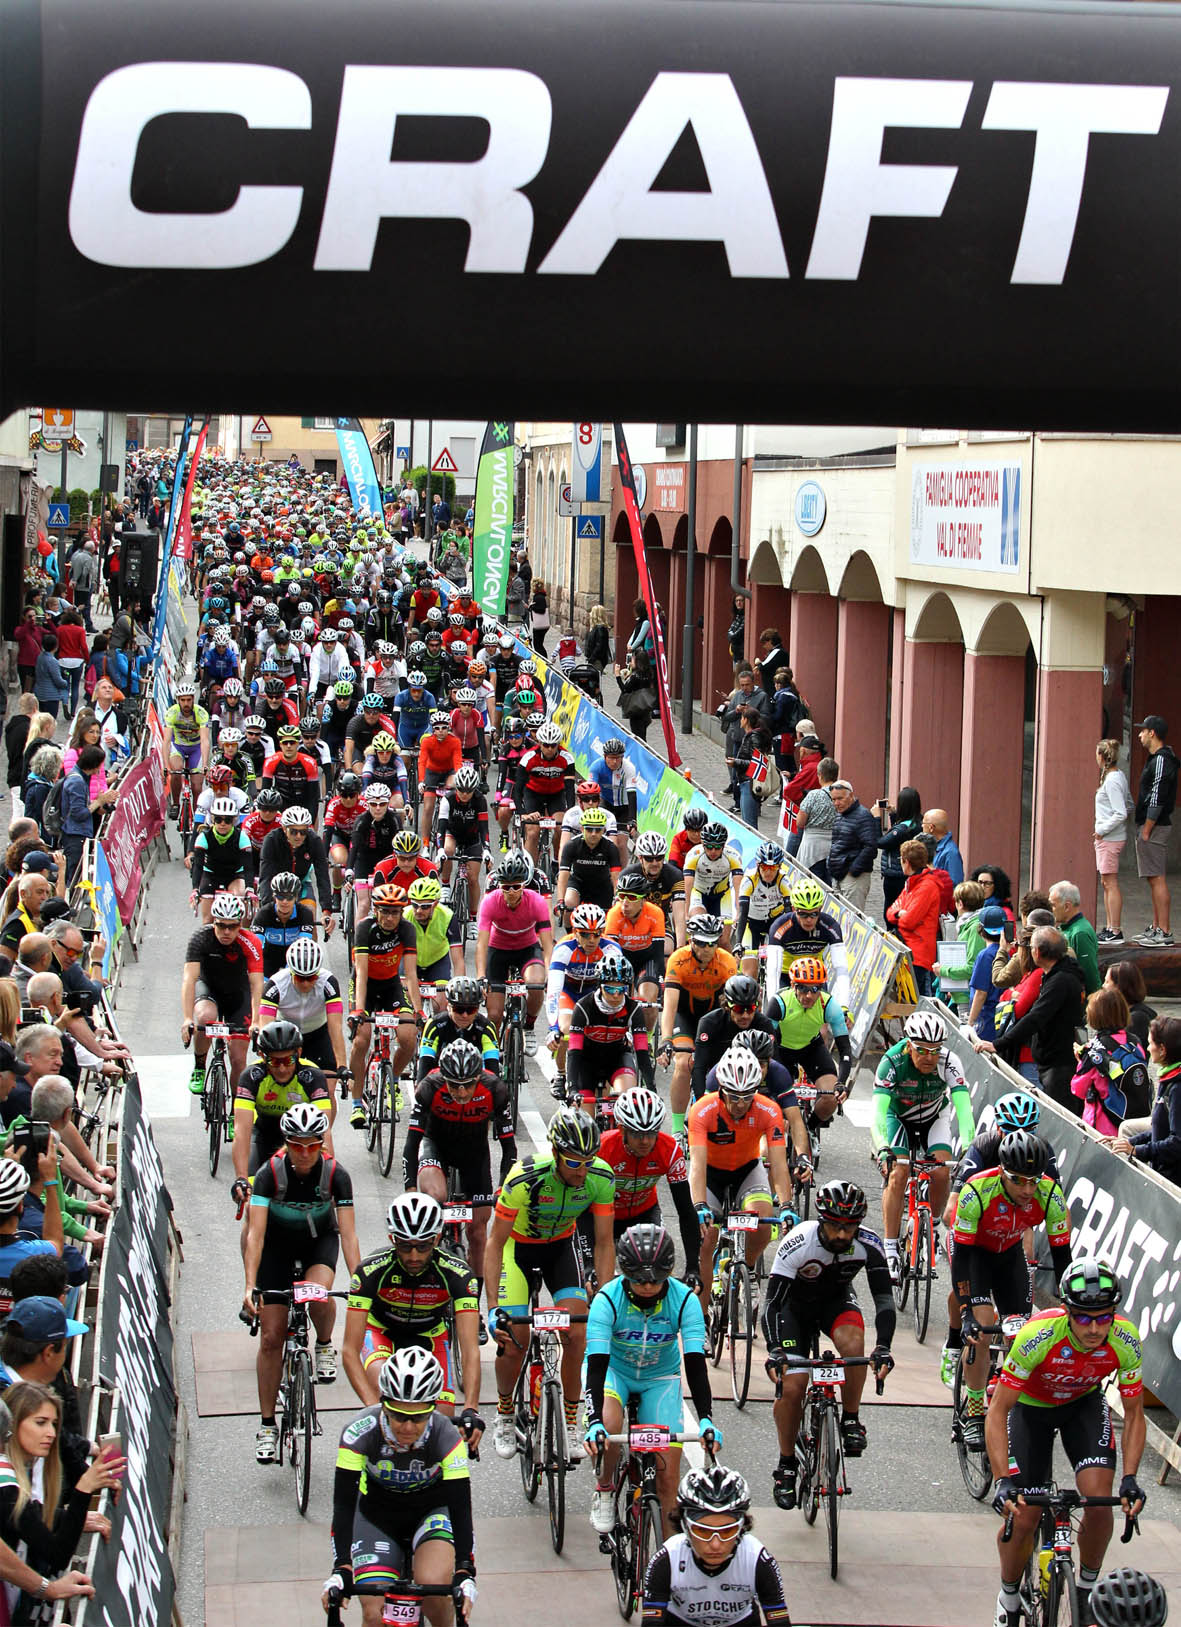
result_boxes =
[577,515,602,540]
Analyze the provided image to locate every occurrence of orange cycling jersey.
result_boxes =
[688,1092,786,1171]
[605,901,666,954]
[666,946,738,1010]
[419,734,464,776]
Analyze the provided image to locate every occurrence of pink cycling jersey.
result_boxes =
[477,887,550,951]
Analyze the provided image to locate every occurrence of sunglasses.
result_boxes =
[502,883,524,893]
[268,1054,296,1068]
[382,1402,433,1420]
[558,1154,596,1168]
[909,1042,942,1057]
[450,1004,480,1016]
[795,909,820,919]
[1070,1310,1115,1327]
[685,1518,743,1541]
[729,1002,757,1015]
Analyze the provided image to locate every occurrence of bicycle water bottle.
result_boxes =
[1038,1545,1052,1599]
[529,1360,543,1416]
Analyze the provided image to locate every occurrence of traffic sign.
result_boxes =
[48,502,70,528]
[396,445,410,460]
[431,446,458,474]
[558,482,574,517]
[42,408,74,438]
[576,514,603,541]
[250,416,273,441]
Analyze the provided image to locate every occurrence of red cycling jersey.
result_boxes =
[323,796,363,838]
[241,810,281,852]
[598,1127,689,1220]
[517,747,574,795]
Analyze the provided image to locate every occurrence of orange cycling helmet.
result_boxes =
[372,884,409,908]
[789,955,828,988]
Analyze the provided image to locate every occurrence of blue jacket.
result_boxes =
[828,799,879,881]
[33,649,69,703]
[61,768,96,837]
[1131,1065,1181,1184]
[933,832,964,885]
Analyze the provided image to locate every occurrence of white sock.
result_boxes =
[885,1239,899,1258]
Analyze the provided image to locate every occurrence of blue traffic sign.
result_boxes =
[396,445,411,460]
[576,514,603,541]
[48,502,70,528]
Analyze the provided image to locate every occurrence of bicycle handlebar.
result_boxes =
[1002,1494,1137,1546]
[770,1352,889,1396]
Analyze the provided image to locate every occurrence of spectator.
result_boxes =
[504,566,530,630]
[12,614,42,697]
[616,651,656,743]
[1049,880,1101,995]
[102,538,121,617]
[60,746,116,882]
[992,891,1053,990]
[874,787,922,912]
[66,544,97,633]
[734,708,775,828]
[19,717,56,802]
[1116,1014,1181,1183]
[22,748,61,831]
[981,926,1087,1110]
[584,606,611,673]
[626,598,655,660]
[969,864,1014,922]
[952,880,987,966]
[885,838,942,994]
[513,550,532,594]
[828,780,878,912]
[9,935,52,1005]
[529,581,550,655]
[767,668,804,772]
[0,875,53,973]
[781,734,825,857]
[795,756,839,881]
[1093,738,1134,944]
[1103,960,1156,1051]
[923,807,964,886]
[1070,985,1147,1137]
[5,697,38,820]
[31,638,68,723]
[754,628,787,694]
[7,1255,88,1444]
[106,604,136,656]
[1132,714,1177,946]
[718,668,770,811]
[965,904,1008,1041]
[52,613,88,720]
[431,491,451,531]
[726,597,746,665]
[11,1029,62,1121]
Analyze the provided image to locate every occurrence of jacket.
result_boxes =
[1094,769,1133,841]
[61,767,96,837]
[584,624,611,669]
[1130,1062,1181,1184]
[1135,745,1178,828]
[996,955,1086,1068]
[875,815,921,878]
[1060,910,1101,995]
[932,832,964,885]
[885,866,942,969]
[33,650,69,704]
[828,799,879,881]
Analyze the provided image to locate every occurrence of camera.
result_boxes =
[11,1121,51,1171]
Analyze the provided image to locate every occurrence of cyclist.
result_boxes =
[561,779,620,849]
[403,1037,518,1335]
[641,1466,791,1627]
[242,1103,359,1463]
[486,1107,616,1459]
[417,976,501,1081]
[258,805,333,926]
[1089,1570,1168,1627]
[436,765,491,917]
[512,720,576,866]
[261,723,321,821]
[605,868,666,1063]
[372,828,442,892]
[764,957,853,1126]
[668,806,708,874]
[231,1019,335,1185]
[325,1348,476,1627]
[763,878,851,1008]
[323,770,365,907]
[418,710,463,845]
[348,784,400,922]
[952,1130,1072,1448]
[163,680,211,813]
[210,726,254,794]
[597,1086,701,1264]
[545,903,622,1087]
[634,830,686,952]
[258,936,347,1088]
[688,1047,792,1306]
[475,851,553,1053]
[722,1028,814,1189]
[320,679,359,765]
[240,718,274,788]
[343,692,398,774]
[180,892,263,1096]
[872,1009,975,1283]
[588,738,639,864]
[360,732,411,815]
[683,823,743,948]
[556,806,621,927]
[734,841,793,980]
[564,950,650,1120]
[188,797,255,922]
[585,1223,719,1535]
[659,914,738,1135]
[252,870,317,978]
[988,1260,1147,1627]
[690,973,778,1105]
[342,1193,482,1430]
[448,687,487,775]
[406,876,464,1001]
[491,714,530,844]
[762,1180,895,1509]
[349,882,421,1128]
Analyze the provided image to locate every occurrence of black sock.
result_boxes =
[778,1453,793,1470]
[261,1415,276,1427]
[841,1411,859,1424]
[947,1328,963,1349]
[475,1277,484,1304]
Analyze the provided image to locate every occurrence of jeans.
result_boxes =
[63,833,86,882]
[60,661,84,714]
[74,589,93,631]
[739,783,761,826]
[913,965,934,997]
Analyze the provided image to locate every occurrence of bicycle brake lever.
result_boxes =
[1001,1513,1014,1544]
[1121,1513,1139,1544]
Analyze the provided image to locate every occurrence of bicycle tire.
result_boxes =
[342,887,355,959]
[1050,1561,1079,1627]
[952,1356,992,1502]
[635,1495,662,1615]
[289,1351,314,1516]
[206,1053,228,1178]
[729,1262,753,1408]
[544,1379,566,1553]
[913,1210,933,1344]
[800,1414,820,1526]
[518,1379,540,1504]
[894,1216,912,1311]
[797,1177,811,1221]
[504,1018,524,1133]
[613,1478,637,1620]
[364,1056,380,1152]
[376,1061,397,1178]
[822,1406,842,1580]
[708,1257,728,1367]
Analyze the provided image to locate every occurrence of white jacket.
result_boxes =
[1094,768,1133,840]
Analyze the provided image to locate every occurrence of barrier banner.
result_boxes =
[941,1013,1181,1418]
[91,838,124,976]
[173,414,209,562]
[334,417,383,519]
[90,1073,176,1627]
[150,414,193,659]
[472,419,515,617]
[102,754,168,923]
[613,422,680,767]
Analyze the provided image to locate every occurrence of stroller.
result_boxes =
[562,659,603,703]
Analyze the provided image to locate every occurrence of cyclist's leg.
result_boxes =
[769,1301,812,1459]
[1065,1393,1120,1575]
[465,855,482,913]
[734,1161,773,1270]
[879,1112,909,1245]
[492,1237,534,1400]
[1000,1402,1056,1578]
[591,1375,627,1498]
[639,1373,685,1530]
[542,1239,590,1417]
[410,1520,457,1627]
[303,1237,341,1348]
[522,948,546,1030]
[668,1018,695,1120]
[697,1170,727,1305]
[828,1302,869,1440]
[349,1017,373,1105]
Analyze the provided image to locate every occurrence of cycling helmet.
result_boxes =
[575,780,600,802]
[445,976,482,1008]
[536,721,562,747]
[467,661,487,679]
[281,806,313,828]
[453,765,480,794]
[548,1106,601,1157]
[616,1223,676,1284]
[1089,1569,1169,1627]
[206,764,233,791]
[425,607,445,625]
[337,772,362,797]
[430,710,451,727]
[219,727,243,746]
[497,852,532,886]
[438,1039,483,1084]
[279,1103,328,1142]
[789,879,826,912]
[994,1091,1041,1133]
[210,796,239,821]
[733,1028,776,1062]
[815,1180,868,1222]
[635,831,667,860]
[407,671,428,689]
[254,787,283,812]
[499,632,515,650]
[264,677,286,698]
[615,868,649,897]
[501,714,525,735]
[449,643,471,661]
[580,807,609,830]
[244,714,268,732]
[454,687,478,706]
[213,628,231,648]
[518,657,537,675]
[570,903,607,932]
[723,973,760,1007]
[407,876,442,905]
[376,641,396,659]
[597,948,633,987]
[361,692,384,713]
[1059,1258,1122,1314]
[210,892,246,921]
[715,1047,764,1096]
[364,783,392,804]
[320,627,338,644]
[175,680,198,699]
[687,914,724,945]
[613,1087,666,1135]
[370,732,396,753]
[998,1129,1048,1178]
[371,883,408,908]
[683,808,708,831]
[449,613,465,628]
[0,1161,31,1215]
[408,641,428,662]
[300,715,321,735]
[756,840,785,866]
[788,955,827,988]
[378,1347,445,1408]
[701,822,729,848]
[904,1010,946,1045]
[257,1018,302,1055]
[387,1190,443,1241]
[677,1465,751,1517]
[286,937,324,975]
[277,724,301,744]
[223,678,244,699]
[392,830,423,856]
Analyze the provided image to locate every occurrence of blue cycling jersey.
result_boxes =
[586,1276,706,1378]
[393,688,437,748]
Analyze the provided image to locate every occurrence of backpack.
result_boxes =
[41,776,65,842]
[267,1151,338,1236]
[1084,1032,1152,1125]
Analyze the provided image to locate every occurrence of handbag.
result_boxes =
[621,683,656,718]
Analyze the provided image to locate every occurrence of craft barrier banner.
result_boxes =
[172,413,209,562]
[102,753,168,924]
[90,1072,177,1627]
[334,417,383,519]
[939,1008,1181,1418]
[150,414,192,659]
[471,419,515,617]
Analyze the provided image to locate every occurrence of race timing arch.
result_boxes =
[1,0,1179,428]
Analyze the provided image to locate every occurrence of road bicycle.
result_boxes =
[594,1415,715,1620]
[327,1578,469,1627]
[175,762,196,847]
[774,1348,885,1579]
[487,972,529,1132]
[706,1202,761,1409]
[244,1279,349,1516]
[881,1142,942,1342]
[339,868,357,959]
[1003,1487,1137,1627]
[953,1312,1027,1501]
[195,1022,249,1177]
[353,1010,415,1177]
[503,1301,588,1555]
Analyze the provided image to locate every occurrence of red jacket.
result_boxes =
[886,867,943,970]
[781,751,821,812]
[55,623,90,662]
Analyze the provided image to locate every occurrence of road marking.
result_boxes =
[680,1397,706,1471]
[137,1055,195,1119]
[841,1097,873,1128]
[521,1108,549,1154]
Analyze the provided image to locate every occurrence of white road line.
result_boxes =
[680,1397,706,1472]
[520,1108,549,1154]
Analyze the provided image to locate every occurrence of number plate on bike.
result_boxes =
[629,1425,670,1451]
[814,1364,844,1383]
[418,985,437,1001]
[443,1203,473,1224]
[727,1214,759,1232]
[506,981,528,997]
[293,1281,329,1304]
[206,1024,230,1038]
[375,1012,400,1029]
[382,1598,422,1627]
[1002,1314,1027,1339]
[539,818,558,829]
[793,1084,817,1102]
[533,1308,570,1331]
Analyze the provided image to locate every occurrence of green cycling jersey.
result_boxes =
[766,990,847,1052]
[872,1038,975,1150]
[494,1151,615,1242]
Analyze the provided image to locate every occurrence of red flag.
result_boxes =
[613,423,681,769]
[174,417,210,561]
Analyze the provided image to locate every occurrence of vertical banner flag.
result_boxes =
[570,422,602,503]
[174,415,210,563]
[150,413,193,658]
[613,423,681,768]
[334,417,383,519]
[472,420,515,618]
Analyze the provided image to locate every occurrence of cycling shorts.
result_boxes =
[704,1159,770,1217]
[740,918,774,951]
[603,1369,684,1435]
[486,945,542,985]
[883,1101,956,1156]
[570,1046,636,1100]
[423,769,452,791]
[297,1024,337,1074]
[1007,1390,1117,1489]
[419,954,453,988]
[172,741,204,772]
[621,946,665,986]
[361,1322,457,1406]
[255,1230,339,1299]
[690,890,734,921]
[198,871,246,896]
[351,1508,454,1593]
[417,1137,494,1210]
[780,1036,837,1085]
[964,1241,1033,1320]
[522,789,566,818]
[445,839,485,863]
[361,980,410,1017]
[770,1292,863,1357]
[497,1234,586,1316]
[193,980,251,1027]
[614,1199,660,1240]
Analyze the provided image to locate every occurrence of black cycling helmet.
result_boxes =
[615,867,649,898]
[445,976,482,1010]
[1059,1257,1123,1314]
[998,1129,1048,1179]
[701,821,728,847]
[337,771,363,798]
[497,851,532,887]
[548,1105,600,1157]
[615,1223,676,1284]
[732,1028,775,1062]
[723,973,760,1008]
[263,677,286,698]
[269,871,302,900]
[1089,1569,1169,1627]
[683,808,708,831]
[815,1180,868,1222]
[254,788,283,812]
[257,1019,302,1056]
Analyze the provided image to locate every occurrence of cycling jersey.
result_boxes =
[494,1151,615,1242]
[410,903,460,973]
[262,750,321,816]
[354,916,417,985]
[952,1167,1071,1255]
[165,702,210,747]
[737,863,792,922]
[598,1128,689,1221]
[999,1308,1143,1407]
[323,796,363,842]
[605,901,667,958]
[665,947,738,1015]
[684,845,742,901]
[476,886,549,954]
[638,862,684,932]
[872,1038,975,1150]
[418,732,463,779]
[234,1061,330,1138]
[562,804,618,841]
[189,825,254,892]
[766,1218,893,1308]
[668,830,701,872]
[210,748,253,792]
[347,1244,478,1336]
[545,934,622,1027]
[417,1013,501,1079]
[449,707,485,761]
[954,1129,1061,1194]
[764,908,850,1006]
[766,990,847,1051]
[437,792,490,850]
[587,1275,704,1378]
[687,1092,785,1172]
[588,758,639,817]
[557,836,620,911]
[566,991,649,1093]
[259,967,343,1033]
[390,688,436,749]
[347,812,399,879]
[251,1151,351,1238]
[258,828,332,910]
[402,1069,516,1189]
[514,747,575,799]
[371,853,440,890]
[332,1408,473,1577]
[690,1010,779,1102]
[642,1535,790,1627]
[184,925,262,1001]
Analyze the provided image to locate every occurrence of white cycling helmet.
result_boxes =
[210,892,246,921]
[210,797,239,820]
[281,805,313,828]
[635,831,668,860]
[378,1346,445,1408]
[387,1191,443,1242]
[613,1087,667,1135]
[904,1010,946,1045]
[279,1103,329,1141]
[570,903,606,931]
[175,680,198,698]
[0,1160,31,1216]
[536,721,562,746]
[715,1047,764,1096]
[219,727,243,745]
[286,938,324,977]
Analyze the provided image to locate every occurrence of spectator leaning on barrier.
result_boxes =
[827,780,877,913]
[976,926,1086,1111]
[923,806,964,886]
[1133,713,1177,946]
[1114,1014,1181,1184]
[965,903,1008,1042]
[1048,880,1101,995]
[885,839,942,995]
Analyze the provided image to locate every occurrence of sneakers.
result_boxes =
[315,1343,337,1383]
[961,1414,986,1452]
[840,1415,867,1457]
[493,1413,517,1459]
[1135,925,1175,946]
[590,1488,615,1534]
[189,1066,206,1097]
[887,1253,901,1286]
[772,1461,797,1510]
[350,1102,367,1129]
[1097,927,1124,944]
[524,1028,538,1057]
[255,1423,280,1464]
[940,1344,958,1387]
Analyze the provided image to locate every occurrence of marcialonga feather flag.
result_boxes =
[334,417,383,520]
[472,419,515,618]
[613,422,681,769]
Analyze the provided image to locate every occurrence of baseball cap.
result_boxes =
[1135,714,1168,738]
[0,1043,30,1078]
[978,904,1008,937]
[39,899,72,924]
[21,853,57,879]
[4,1295,87,1343]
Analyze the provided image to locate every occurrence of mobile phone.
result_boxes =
[97,1433,121,1460]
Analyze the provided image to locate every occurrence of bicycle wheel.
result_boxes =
[206,1053,227,1177]
[504,1019,524,1132]
[634,1495,662,1612]
[1049,1562,1079,1627]
[375,1061,397,1178]
[797,1175,811,1222]
[342,887,355,958]
[913,1211,933,1344]
[821,1406,843,1580]
[708,1259,728,1367]
[612,1479,637,1619]
[893,1216,911,1311]
[729,1262,753,1408]
[288,1351,314,1516]
[518,1376,540,1503]
[952,1356,993,1502]
[800,1416,820,1526]
[543,1380,566,1553]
